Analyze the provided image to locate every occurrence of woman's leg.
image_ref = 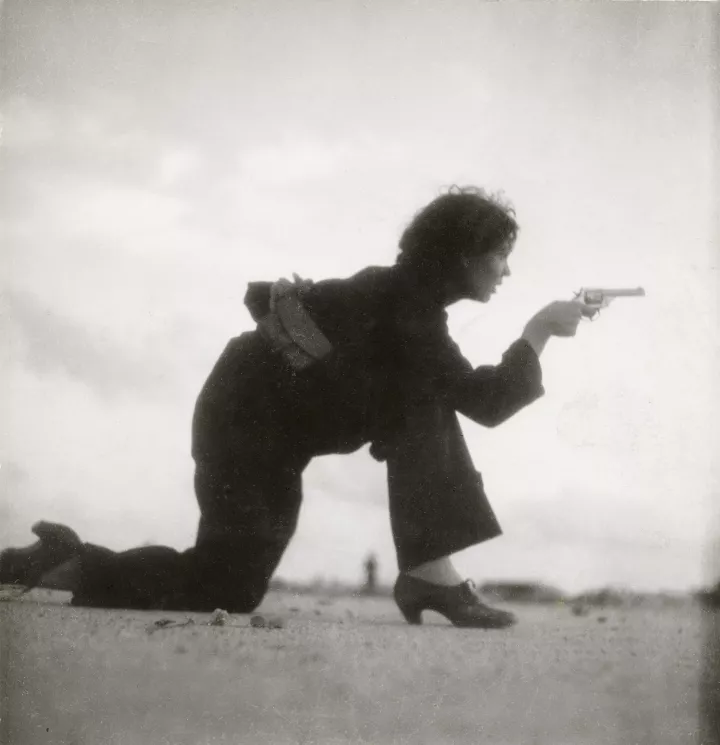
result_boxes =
[35,555,82,590]
[407,557,465,586]
[184,456,306,612]
[3,332,305,612]
[70,543,194,610]
[183,330,308,612]
[385,402,515,628]
[386,402,502,574]
[0,527,191,610]
[63,455,306,612]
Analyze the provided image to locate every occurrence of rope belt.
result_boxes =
[257,278,334,371]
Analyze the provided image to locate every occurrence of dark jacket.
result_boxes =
[193,265,544,464]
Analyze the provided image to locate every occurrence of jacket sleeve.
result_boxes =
[449,339,544,427]
[395,312,545,428]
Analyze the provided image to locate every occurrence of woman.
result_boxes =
[0,186,590,628]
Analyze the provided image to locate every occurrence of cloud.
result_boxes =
[0,95,56,149]
[238,139,351,187]
[1,287,162,398]
[45,180,185,251]
[234,133,423,190]
[157,148,202,188]
[0,93,204,211]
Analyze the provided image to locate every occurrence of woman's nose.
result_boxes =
[503,262,511,277]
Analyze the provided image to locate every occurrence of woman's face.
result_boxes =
[461,244,513,303]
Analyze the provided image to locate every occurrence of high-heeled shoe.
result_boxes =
[394,574,517,629]
[0,521,83,589]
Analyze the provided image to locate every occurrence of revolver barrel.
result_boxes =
[582,287,645,303]
[584,287,645,297]
[603,287,645,297]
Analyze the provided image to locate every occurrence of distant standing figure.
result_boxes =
[363,553,379,595]
[1,186,592,628]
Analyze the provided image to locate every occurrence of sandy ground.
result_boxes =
[0,588,716,745]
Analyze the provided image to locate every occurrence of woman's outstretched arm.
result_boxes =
[393,311,543,428]
[398,300,587,428]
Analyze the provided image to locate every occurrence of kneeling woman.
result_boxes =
[0,186,589,628]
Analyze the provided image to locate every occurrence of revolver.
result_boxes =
[574,287,646,319]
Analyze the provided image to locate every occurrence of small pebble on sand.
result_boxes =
[208,609,230,626]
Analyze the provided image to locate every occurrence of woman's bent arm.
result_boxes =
[449,339,544,427]
[396,313,545,428]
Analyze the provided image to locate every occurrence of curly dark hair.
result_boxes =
[396,186,519,282]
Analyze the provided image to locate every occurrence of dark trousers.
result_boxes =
[74,454,308,613]
[73,340,502,612]
[73,407,500,612]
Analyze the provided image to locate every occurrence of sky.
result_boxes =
[0,1,717,594]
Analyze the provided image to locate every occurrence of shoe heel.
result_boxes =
[397,601,423,625]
